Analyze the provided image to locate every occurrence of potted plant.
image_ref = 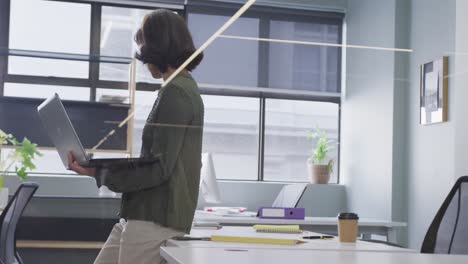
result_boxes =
[0,129,42,209]
[306,128,334,184]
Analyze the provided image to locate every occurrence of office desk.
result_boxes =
[194,211,406,243]
[167,226,412,253]
[161,247,468,264]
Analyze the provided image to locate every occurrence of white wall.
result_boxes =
[340,0,413,246]
[341,0,398,221]
[454,0,468,177]
[341,0,468,248]
[407,0,457,249]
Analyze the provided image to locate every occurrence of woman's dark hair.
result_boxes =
[135,9,203,73]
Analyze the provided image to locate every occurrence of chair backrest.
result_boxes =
[421,176,468,254]
[0,183,39,264]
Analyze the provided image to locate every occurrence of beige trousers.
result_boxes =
[94,219,184,264]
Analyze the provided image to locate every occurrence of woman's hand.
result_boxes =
[67,152,96,177]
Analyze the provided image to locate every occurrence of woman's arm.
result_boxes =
[92,84,193,193]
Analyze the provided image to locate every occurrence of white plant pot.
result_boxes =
[307,159,331,184]
[0,187,9,210]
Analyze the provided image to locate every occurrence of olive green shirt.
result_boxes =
[95,72,204,233]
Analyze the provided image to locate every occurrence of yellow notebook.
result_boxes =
[210,235,305,245]
[253,225,302,234]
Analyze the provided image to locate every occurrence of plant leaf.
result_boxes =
[15,166,28,181]
[2,135,42,181]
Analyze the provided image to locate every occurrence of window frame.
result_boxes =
[0,0,11,96]
[2,0,180,100]
[0,0,343,184]
[186,2,343,183]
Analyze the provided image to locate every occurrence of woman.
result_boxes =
[68,9,204,264]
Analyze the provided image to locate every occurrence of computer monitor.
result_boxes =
[199,153,221,204]
[272,183,308,208]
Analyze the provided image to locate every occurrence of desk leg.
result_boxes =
[387,228,398,244]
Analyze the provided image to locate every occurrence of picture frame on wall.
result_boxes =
[420,56,448,125]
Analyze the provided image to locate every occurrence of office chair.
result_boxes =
[421,176,468,254]
[0,183,39,264]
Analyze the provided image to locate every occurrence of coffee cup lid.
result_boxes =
[338,213,359,220]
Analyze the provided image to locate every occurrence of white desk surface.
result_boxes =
[161,247,468,264]
[194,211,407,227]
[167,226,412,253]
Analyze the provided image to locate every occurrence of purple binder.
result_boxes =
[258,207,305,220]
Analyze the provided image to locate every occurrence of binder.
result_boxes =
[258,207,305,220]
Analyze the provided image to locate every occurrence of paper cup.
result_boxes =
[337,213,359,243]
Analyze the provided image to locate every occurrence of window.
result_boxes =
[8,0,91,79]
[264,99,339,182]
[1,0,343,185]
[188,3,343,182]
[202,95,260,180]
[188,13,260,87]
[100,6,154,82]
[131,90,160,155]
[4,83,90,101]
[0,148,127,176]
[0,148,69,175]
[269,21,340,92]
[100,62,131,82]
[96,88,130,104]
[9,0,91,53]
[1,1,172,184]
[8,57,89,78]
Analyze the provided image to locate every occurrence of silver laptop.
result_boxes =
[37,93,157,168]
